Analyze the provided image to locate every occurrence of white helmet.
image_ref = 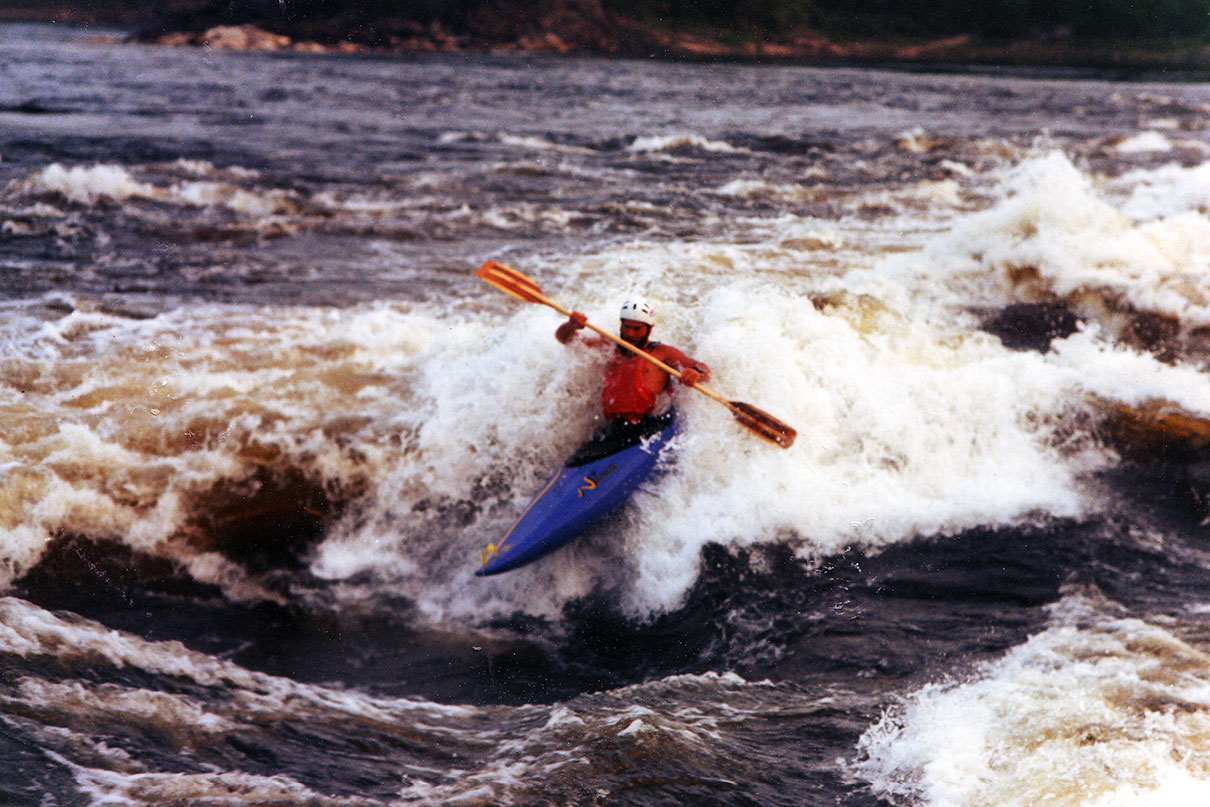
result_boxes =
[619,299,655,326]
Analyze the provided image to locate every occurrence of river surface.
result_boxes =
[5,21,1210,807]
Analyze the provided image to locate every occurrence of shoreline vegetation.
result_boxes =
[5,0,1210,72]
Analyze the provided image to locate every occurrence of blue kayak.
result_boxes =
[476,410,677,576]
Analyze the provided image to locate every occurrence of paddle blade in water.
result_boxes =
[476,260,545,304]
[728,400,797,448]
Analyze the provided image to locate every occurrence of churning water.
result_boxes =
[4,22,1210,806]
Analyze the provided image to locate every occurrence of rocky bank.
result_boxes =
[135,0,844,60]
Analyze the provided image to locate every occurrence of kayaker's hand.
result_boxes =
[556,311,589,344]
[679,367,703,387]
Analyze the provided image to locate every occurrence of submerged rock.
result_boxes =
[15,534,219,611]
[1101,398,1210,457]
[982,302,1082,352]
[1095,397,1210,523]
[185,465,361,574]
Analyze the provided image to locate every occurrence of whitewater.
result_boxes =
[3,21,1210,807]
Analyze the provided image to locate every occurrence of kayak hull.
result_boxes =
[476,412,676,576]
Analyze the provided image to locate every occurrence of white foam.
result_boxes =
[1112,161,1210,221]
[629,133,745,154]
[9,162,302,219]
[71,767,370,807]
[15,163,160,204]
[716,178,796,198]
[17,677,234,737]
[395,670,775,806]
[846,151,1210,329]
[499,133,596,154]
[894,126,943,154]
[1115,131,1174,154]
[173,180,293,216]
[853,593,1210,807]
[715,170,827,200]
[1049,329,1210,414]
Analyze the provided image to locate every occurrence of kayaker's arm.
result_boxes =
[654,344,711,387]
[555,311,588,344]
[653,343,706,387]
[556,311,608,349]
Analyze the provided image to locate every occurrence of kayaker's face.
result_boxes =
[620,319,651,348]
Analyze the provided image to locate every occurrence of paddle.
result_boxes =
[476,260,797,449]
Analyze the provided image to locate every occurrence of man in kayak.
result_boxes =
[556,299,710,425]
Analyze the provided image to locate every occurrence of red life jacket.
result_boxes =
[601,347,665,422]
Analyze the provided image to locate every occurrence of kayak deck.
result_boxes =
[476,411,676,576]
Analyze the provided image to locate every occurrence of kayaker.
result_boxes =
[556,299,710,424]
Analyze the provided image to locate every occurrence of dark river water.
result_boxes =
[4,21,1210,806]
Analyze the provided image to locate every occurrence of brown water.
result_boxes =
[4,21,1210,807]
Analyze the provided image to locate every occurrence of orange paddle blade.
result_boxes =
[476,260,546,304]
[728,400,797,448]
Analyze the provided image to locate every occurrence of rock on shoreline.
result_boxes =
[156,23,365,53]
